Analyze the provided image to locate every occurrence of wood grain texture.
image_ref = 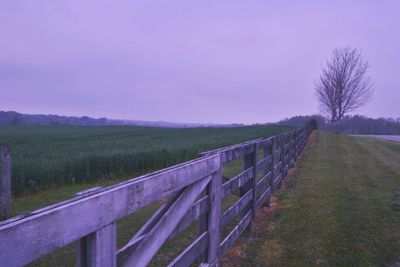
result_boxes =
[221,167,253,199]
[256,187,271,209]
[206,163,222,263]
[220,189,253,230]
[122,175,212,267]
[168,232,209,267]
[77,223,116,267]
[220,210,252,256]
[0,155,219,267]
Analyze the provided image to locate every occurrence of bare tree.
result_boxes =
[315,47,373,133]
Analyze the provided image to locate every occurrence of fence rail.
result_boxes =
[0,120,316,267]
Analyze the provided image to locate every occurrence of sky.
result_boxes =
[0,0,399,124]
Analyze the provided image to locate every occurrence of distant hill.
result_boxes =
[0,111,243,128]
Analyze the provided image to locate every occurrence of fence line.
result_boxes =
[0,120,316,267]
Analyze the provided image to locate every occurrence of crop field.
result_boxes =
[0,124,292,195]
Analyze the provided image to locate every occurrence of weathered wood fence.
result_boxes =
[0,120,316,267]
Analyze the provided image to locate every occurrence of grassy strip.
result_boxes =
[223,131,400,267]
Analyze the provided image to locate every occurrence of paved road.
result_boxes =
[352,135,400,143]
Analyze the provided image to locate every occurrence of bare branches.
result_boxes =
[315,47,373,125]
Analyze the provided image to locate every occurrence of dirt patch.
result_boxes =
[221,130,317,266]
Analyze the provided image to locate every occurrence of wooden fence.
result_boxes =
[0,120,316,267]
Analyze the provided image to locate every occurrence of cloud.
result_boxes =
[0,0,399,123]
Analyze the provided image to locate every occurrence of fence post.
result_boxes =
[277,135,283,189]
[262,141,270,207]
[206,157,222,265]
[77,223,117,267]
[240,147,255,233]
[251,143,258,218]
[296,130,300,158]
[270,137,276,193]
[289,131,294,168]
[281,134,286,178]
[0,144,11,219]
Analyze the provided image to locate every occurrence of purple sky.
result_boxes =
[1,0,399,124]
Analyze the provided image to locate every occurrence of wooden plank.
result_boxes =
[198,185,209,262]
[207,163,222,263]
[200,142,256,164]
[256,173,270,195]
[77,222,116,267]
[200,138,259,157]
[199,260,219,267]
[289,131,293,168]
[281,135,285,181]
[284,165,289,177]
[256,187,271,209]
[170,195,209,239]
[261,142,270,207]
[270,136,276,194]
[219,143,255,164]
[0,155,219,267]
[284,154,290,175]
[117,193,182,264]
[274,161,282,174]
[75,187,103,196]
[168,232,209,267]
[255,137,273,150]
[252,143,258,218]
[221,167,253,199]
[0,144,11,219]
[241,152,254,233]
[220,189,253,230]
[283,143,290,151]
[256,155,271,174]
[258,171,271,208]
[122,175,212,267]
[273,174,283,191]
[118,195,207,265]
[274,149,282,160]
[197,151,212,262]
[222,175,243,197]
[220,210,252,256]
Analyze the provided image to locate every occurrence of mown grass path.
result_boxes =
[224,131,400,267]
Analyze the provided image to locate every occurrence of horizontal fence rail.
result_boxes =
[0,120,316,267]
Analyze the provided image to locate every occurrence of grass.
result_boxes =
[0,124,292,195]
[225,131,400,267]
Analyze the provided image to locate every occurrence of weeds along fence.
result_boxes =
[0,120,316,267]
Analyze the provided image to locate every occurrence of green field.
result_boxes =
[0,124,291,195]
[225,132,400,267]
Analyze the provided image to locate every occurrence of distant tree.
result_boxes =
[315,47,373,133]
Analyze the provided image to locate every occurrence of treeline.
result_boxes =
[0,111,242,128]
[280,115,400,134]
[0,111,109,126]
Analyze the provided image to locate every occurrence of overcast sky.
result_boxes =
[1,0,399,124]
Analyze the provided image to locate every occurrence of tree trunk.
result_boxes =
[334,121,340,135]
